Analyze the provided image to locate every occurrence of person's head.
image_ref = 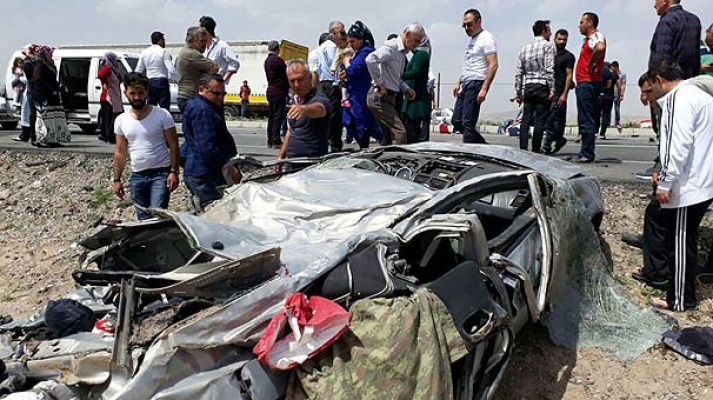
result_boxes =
[462,8,483,37]
[318,32,330,46]
[267,40,280,54]
[532,20,552,41]
[286,59,312,98]
[197,74,227,106]
[199,16,217,37]
[579,12,599,36]
[554,29,569,51]
[654,0,679,16]
[328,21,345,37]
[123,72,150,110]
[401,23,426,52]
[706,23,713,48]
[638,72,655,105]
[151,31,165,47]
[347,20,374,51]
[35,46,54,63]
[644,59,685,100]
[334,29,348,49]
[12,57,23,68]
[243,80,248,86]
[102,51,119,68]
[186,26,209,52]
[611,60,620,73]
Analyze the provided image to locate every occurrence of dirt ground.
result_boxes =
[0,151,711,399]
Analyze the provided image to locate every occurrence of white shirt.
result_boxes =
[460,30,497,82]
[316,40,337,82]
[204,38,240,84]
[366,37,411,93]
[115,106,175,173]
[657,81,713,208]
[308,48,320,72]
[135,45,176,80]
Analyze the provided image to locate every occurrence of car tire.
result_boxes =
[224,106,240,120]
[0,121,17,130]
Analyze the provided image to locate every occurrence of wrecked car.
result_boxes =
[1,143,608,399]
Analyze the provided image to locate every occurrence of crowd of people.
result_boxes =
[7,4,713,312]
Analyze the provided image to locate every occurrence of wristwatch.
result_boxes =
[170,168,180,174]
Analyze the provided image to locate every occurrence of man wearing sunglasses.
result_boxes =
[180,74,240,211]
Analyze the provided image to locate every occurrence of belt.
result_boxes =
[374,87,399,96]
[134,166,170,175]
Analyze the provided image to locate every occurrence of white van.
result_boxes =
[3,49,139,133]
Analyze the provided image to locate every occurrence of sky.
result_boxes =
[2,0,711,120]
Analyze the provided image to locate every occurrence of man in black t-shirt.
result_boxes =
[595,62,617,139]
[543,29,575,155]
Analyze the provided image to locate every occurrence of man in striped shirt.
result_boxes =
[512,20,555,153]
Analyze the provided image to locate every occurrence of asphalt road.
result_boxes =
[0,122,658,182]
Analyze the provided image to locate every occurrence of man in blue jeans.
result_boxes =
[452,8,499,144]
[112,73,180,220]
[181,74,241,211]
[573,12,606,163]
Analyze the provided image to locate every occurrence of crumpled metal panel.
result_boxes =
[150,361,249,400]
[32,333,113,360]
[401,142,586,181]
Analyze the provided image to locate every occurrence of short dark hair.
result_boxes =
[611,60,619,67]
[464,8,482,21]
[532,20,550,36]
[638,73,649,88]
[583,12,599,28]
[124,72,149,89]
[267,40,280,52]
[198,73,224,88]
[647,60,684,82]
[150,31,164,45]
[318,32,330,45]
[555,28,569,37]
[386,33,398,40]
[199,16,217,36]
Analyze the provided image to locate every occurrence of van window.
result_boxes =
[123,57,138,73]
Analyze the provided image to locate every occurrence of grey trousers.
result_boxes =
[367,90,407,145]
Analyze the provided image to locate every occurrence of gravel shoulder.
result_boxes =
[0,151,710,399]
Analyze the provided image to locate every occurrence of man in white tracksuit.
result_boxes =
[646,60,713,311]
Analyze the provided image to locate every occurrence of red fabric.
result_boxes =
[254,293,352,370]
[98,65,110,102]
[439,123,450,134]
[575,31,605,83]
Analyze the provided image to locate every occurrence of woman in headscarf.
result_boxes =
[341,21,382,149]
[98,52,124,143]
[402,34,432,143]
[32,45,70,147]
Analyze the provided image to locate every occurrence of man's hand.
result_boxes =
[167,172,179,192]
[287,104,304,120]
[477,87,488,103]
[509,95,521,105]
[452,84,460,98]
[558,93,567,106]
[338,70,346,81]
[112,181,125,200]
[405,88,416,101]
[378,85,387,96]
[656,187,671,204]
[652,171,659,187]
[701,64,713,74]
[588,63,599,75]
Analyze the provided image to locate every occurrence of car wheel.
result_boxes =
[0,121,17,130]
[224,105,240,120]
[79,124,98,134]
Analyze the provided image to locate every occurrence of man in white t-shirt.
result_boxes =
[452,8,499,144]
[112,72,180,220]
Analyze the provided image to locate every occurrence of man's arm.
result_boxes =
[479,53,498,103]
[112,135,129,200]
[286,102,327,120]
[135,54,146,74]
[164,125,180,192]
[589,41,606,73]
[513,47,526,101]
[560,66,574,105]
[544,43,555,98]
[277,129,291,160]
[164,51,177,81]
[222,44,241,82]
[656,97,697,203]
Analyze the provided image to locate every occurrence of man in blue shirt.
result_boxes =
[180,74,240,211]
[277,60,332,163]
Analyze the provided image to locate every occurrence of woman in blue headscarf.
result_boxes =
[341,21,382,149]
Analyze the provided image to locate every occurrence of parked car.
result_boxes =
[432,107,454,125]
[0,143,603,400]
[0,84,18,129]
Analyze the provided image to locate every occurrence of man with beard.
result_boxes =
[542,29,575,155]
[112,73,180,220]
[180,74,240,211]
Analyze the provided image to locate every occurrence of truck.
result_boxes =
[2,40,309,131]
